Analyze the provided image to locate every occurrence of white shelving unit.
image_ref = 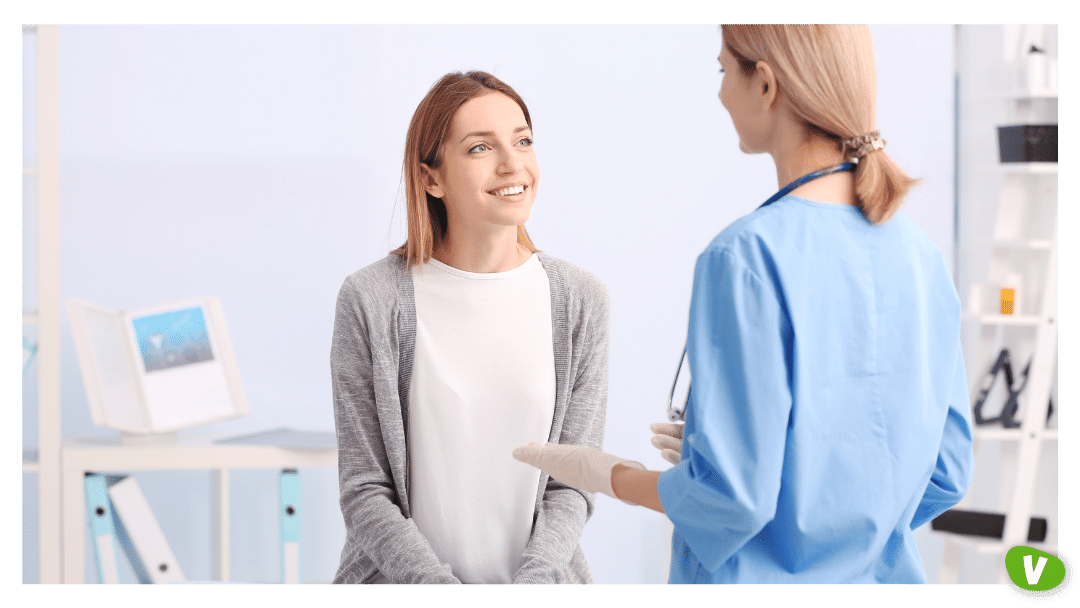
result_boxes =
[23,24,63,584]
[61,435,335,583]
[22,26,337,583]
[936,25,1058,584]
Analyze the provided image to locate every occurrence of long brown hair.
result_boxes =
[721,25,917,224]
[391,71,539,267]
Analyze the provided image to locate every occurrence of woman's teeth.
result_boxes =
[492,185,525,196]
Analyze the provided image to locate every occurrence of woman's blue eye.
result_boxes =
[517,137,533,147]
[469,143,490,153]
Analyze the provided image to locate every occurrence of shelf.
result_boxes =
[23,167,38,176]
[991,239,1053,250]
[24,311,39,324]
[1000,90,1058,100]
[963,313,1041,326]
[63,433,337,472]
[974,428,1058,442]
[997,162,1058,175]
[976,163,1057,176]
[23,448,40,473]
[60,433,337,583]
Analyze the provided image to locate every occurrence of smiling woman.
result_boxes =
[330,71,610,584]
[394,71,540,272]
[419,92,540,270]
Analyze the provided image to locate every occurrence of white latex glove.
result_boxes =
[649,422,684,465]
[512,442,645,499]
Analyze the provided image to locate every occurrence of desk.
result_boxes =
[62,434,337,583]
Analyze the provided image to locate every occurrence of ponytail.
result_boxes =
[723,25,919,225]
[843,131,919,225]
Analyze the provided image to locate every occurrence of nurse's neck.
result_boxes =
[768,116,856,207]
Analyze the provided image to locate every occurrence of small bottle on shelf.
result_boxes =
[999,272,1022,315]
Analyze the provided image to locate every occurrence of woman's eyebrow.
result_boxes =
[459,126,531,144]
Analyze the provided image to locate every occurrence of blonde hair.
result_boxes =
[391,71,538,268]
[721,25,917,224]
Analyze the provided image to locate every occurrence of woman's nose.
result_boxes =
[497,150,519,174]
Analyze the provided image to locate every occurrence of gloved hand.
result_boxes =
[649,422,684,465]
[512,442,645,499]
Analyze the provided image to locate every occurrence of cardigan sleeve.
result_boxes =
[332,271,461,584]
[513,268,609,583]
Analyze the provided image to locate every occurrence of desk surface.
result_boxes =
[63,431,338,472]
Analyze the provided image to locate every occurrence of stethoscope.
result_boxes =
[666,162,856,422]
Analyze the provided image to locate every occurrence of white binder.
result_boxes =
[107,476,186,583]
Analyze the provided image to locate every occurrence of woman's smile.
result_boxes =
[488,183,529,199]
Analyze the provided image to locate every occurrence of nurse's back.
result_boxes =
[710,195,968,582]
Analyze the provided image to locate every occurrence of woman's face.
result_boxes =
[718,43,764,154]
[426,92,539,236]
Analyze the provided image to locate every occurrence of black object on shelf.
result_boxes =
[997,125,1057,163]
[932,509,1048,543]
[972,348,1032,428]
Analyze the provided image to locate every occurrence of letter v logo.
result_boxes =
[1023,554,1047,585]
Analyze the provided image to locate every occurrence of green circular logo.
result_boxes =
[1002,544,1080,600]
[1005,546,1067,593]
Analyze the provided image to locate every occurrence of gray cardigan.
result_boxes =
[331,252,609,583]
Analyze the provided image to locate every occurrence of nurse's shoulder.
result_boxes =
[882,209,949,264]
[877,209,959,303]
[697,199,800,274]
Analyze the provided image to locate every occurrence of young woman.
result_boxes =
[515,25,974,583]
[331,71,609,584]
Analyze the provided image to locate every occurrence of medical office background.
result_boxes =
[20,25,1063,584]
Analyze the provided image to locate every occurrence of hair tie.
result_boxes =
[842,131,885,159]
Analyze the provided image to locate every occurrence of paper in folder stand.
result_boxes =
[107,476,186,583]
[67,297,249,434]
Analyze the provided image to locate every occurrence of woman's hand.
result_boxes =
[512,443,644,499]
[650,422,684,465]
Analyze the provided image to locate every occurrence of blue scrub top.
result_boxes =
[657,196,974,583]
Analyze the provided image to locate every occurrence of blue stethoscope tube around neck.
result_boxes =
[666,162,857,422]
[759,162,856,208]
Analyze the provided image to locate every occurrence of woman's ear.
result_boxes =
[755,60,779,109]
[420,163,445,199]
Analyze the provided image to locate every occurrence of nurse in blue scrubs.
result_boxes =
[514,24,974,583]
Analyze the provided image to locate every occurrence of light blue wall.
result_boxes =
[22,24,955,583]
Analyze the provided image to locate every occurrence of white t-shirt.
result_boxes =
[408,253,556,583]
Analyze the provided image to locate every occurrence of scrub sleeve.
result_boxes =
[656,246,792,571]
